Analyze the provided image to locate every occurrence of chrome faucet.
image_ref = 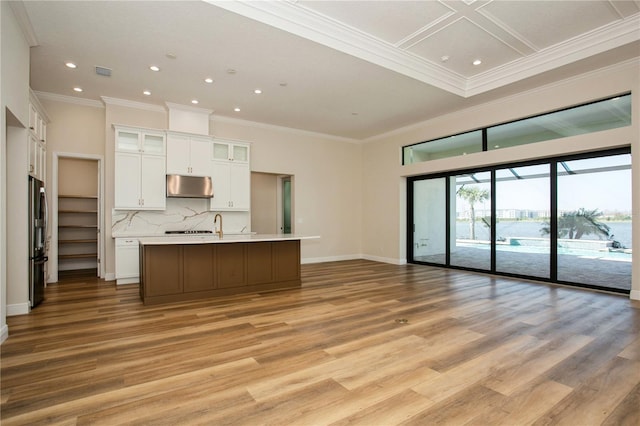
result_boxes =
[214,213,223,238]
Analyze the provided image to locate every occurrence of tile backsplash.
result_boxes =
[111,198,250,236]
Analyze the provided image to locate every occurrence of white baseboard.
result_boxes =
[301,254,361,264]
[301,254,406,265]
[361,254,406,265]
[7,302,30,316]
[117,277,139,285]
[0,324,8,344]
[105,272,116,281]
[630,290,640,301]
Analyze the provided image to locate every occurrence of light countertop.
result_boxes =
[137,234,320,246]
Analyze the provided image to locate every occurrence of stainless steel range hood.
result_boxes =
[166,175,213,198]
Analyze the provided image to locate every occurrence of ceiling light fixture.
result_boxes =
[254,89,262,94]
[143,90,151,96]
[150,65,160,72]
[191,99,199,105]
[204,78,214,84]
[65,62,77,69]
[473,59,482,66]
[441,55,450,62]
[73,87,83,92]
[234,107,241,112]
[166,53,177,59]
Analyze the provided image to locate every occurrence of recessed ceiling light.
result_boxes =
[143,90,151,96]
[150,65,160,72]
[166,53,177,59]
[204,78,214,84]
[441,55,450,62]
[234,107,241,112]
[73,87,83,92]
[65,62,77,69]
[254,89,262,94]
[191,99,199,105]
[494,145,500,148]
[473,59,482,66]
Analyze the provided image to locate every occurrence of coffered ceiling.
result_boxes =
[19,1,640,140]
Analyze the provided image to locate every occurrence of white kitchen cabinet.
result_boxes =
[209,162,250,211]
[28,93,48,180]
[209,139,250,211]
[115,127,165,155]
[28,130,47,180]
[115,153,166,210]
[114,125,166,210]
[29,102,47,144]
[166,132,212,176]
[212,140,249,163]
[115,238,139,284]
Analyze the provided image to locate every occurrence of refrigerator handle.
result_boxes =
[41,187,48,250]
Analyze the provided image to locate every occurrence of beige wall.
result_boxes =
[58,158,98,197]
[212,119,364,262]
[361,60,640,297]
[2,1,32,331]
[251,172,278,234]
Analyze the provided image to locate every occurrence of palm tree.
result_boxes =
[457,186,489,240]
[540,208,610,239]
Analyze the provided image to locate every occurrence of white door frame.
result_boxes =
[50,152,105,282]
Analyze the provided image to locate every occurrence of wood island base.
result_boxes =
[139,240,301,305]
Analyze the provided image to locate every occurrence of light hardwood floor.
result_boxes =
[2,260,639,425]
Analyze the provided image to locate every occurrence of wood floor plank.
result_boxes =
[532,357,640,426]
[1,259,638,425]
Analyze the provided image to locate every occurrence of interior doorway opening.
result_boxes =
[51,153,104,282]
[250,172,294,234]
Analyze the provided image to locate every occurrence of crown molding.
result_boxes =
[466,13,640,96]
[165,102,213,115]
[34,91,104,109]
[206,0,467,97]
[209,1,639,99]
[211,114,362,145]
[364,57,639,144]
[9,1,39,47]
[101,96,166,112]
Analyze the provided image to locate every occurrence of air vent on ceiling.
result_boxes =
[95,66,112,77]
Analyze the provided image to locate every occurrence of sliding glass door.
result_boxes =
[495,164,550,279]
[556,154,632,290]
[450,172,491,270]
[412,178,447,265]
[408,148,631,293]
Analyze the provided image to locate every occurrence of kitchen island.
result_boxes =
[137,234,318,305]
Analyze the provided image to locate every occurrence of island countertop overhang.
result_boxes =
[137,234,320,246]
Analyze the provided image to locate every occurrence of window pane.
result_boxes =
[451,172,491,270]
[403,131,482,164]
[556,154,632,290]
[495,164,550,278]
[413,178,446,264]
[488,94,631,151]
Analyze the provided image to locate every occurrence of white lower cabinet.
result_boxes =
[209,162,250,211]
[115,238,139,284]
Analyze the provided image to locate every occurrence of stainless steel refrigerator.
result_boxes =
[29,176,48,307]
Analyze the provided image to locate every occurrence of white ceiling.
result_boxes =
[20,0,640,141]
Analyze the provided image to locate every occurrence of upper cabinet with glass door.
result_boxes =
[115,126,165,156]
[212,140,250,163]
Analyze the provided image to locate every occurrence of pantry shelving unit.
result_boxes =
[58,194,99,277]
